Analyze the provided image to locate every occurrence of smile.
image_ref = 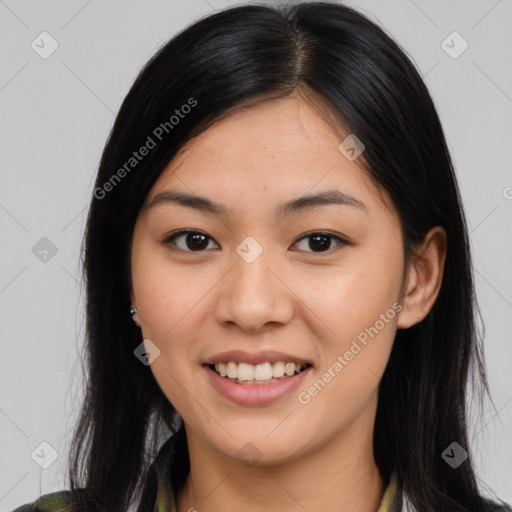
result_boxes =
[210,361,311,385]
[203,362,313,406]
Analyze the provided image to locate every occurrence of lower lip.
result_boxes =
[203,364,312,406]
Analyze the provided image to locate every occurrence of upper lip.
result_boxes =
[204,350,313,367]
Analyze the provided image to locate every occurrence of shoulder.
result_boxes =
[11,490,99,512]
[11,491,73,512]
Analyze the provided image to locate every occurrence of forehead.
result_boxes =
[146,96,393,219]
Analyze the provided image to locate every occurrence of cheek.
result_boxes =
[295,243,402,403]
[297,267,399,429]
[130,243,202,386]
[302,245,403,339]
[131,249,207,411]
[132,238,206,332]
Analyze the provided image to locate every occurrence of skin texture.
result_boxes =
[130,95,446,512]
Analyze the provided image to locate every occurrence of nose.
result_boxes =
[213,249,294,334]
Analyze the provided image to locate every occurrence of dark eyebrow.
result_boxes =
[147,189,367,217]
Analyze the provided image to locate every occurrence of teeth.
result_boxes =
[254,362,273,380]
[238,362,254,381]
[272,361,285,378]
[285,362,296,376]
[226,361,237,379]
[211,360,308,382]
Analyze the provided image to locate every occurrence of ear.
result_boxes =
[397,226,447,329]
[130,290,141,327]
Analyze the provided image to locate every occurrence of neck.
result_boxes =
[176,396,386,512]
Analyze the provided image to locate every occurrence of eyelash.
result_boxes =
[162,229,348,255]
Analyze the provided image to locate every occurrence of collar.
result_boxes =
[137,433,403,512]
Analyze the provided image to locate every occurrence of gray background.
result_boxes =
[1,0,511,510]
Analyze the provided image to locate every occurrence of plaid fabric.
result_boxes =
[11,434,403,512]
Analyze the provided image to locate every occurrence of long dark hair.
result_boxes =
[68,2,508,512]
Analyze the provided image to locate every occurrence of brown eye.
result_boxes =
[164,230,219,252]
[163,230,347,254]
[293,232,347,253]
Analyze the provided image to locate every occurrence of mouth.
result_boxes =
[202,350,314,405]
[203,360,313,406]
[206,361,313,385]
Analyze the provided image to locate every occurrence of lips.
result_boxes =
[200,349,313,406]
[204,363,312,406]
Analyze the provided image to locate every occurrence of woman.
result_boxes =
[12,2,511,512]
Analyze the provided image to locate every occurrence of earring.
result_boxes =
[130,307,141,327]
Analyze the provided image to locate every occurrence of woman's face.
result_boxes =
[130,95,407,465]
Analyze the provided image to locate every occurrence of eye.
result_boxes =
[292,231,347,253]
[163,229,220,252]
[162,230,347,254]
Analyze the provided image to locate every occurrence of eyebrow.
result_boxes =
[147,189,367,217]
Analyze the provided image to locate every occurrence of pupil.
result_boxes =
[187,233,208,251]
[310,234,331,252]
